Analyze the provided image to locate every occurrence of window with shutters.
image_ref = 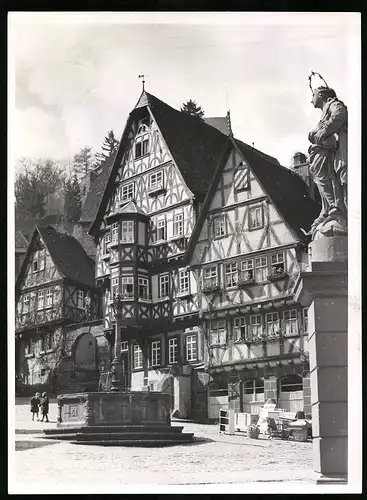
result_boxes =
[234,162,250,191]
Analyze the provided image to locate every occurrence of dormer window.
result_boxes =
[135,124,149,159]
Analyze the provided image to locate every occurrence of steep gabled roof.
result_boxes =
[37,225,96,287]
[16,226,96,297]
[186,138,320,262]
[80,159,115,225]
[15,230,28,250]
[144,92,229,199]
[234,139,320,238]
[89,91,229,236]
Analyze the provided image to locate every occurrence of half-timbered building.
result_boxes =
[89,90,320,420]
[15,225,105,395]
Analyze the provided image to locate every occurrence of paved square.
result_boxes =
[13,399,313,487]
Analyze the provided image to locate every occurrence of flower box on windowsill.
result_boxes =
[201,282,220,294]
[148,184,166,197]
[237,276,256,287]
[120,294,135,301]
[267,271,288,282]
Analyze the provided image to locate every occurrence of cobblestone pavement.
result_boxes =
[13,399,314,489]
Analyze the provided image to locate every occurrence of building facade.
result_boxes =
[89,90,320,420]
[15,225,104,395]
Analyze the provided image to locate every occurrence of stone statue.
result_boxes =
[307,72,348,240]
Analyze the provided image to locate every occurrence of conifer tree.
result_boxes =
[180,99,205,120]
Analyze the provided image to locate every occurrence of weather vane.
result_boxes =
[138,74,147,92]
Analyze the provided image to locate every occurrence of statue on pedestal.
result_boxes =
[306,72,348,240]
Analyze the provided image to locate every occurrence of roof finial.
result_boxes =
[138,74,147,92]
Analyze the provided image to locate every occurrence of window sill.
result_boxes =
[248,225,264,232]
[150,240,167,246]
[176,292,192,299]
[119,241,135,245]
[107,242,119,248]
[209,343,227,348]
[138,298,152,304]
[101,254,110,260]
[135,153,149,161]
[213,234,227,240]
[157,296,170,303]
[25,353,35,359]
[169,234,186,242]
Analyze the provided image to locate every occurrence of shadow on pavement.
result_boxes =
[15,440,61,452]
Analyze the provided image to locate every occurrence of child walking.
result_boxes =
[30,392,41,421]
[39,392,50,422]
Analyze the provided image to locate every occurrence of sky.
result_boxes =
[9,12,360,170]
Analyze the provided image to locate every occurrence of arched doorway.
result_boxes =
[72,333,98,382]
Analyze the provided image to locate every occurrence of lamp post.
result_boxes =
[110,294,123,392]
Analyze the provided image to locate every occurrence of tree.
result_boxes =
[64,174,82,224]
[180,99,205,120]
[73,146,94,179]
[95,130,119,167]
[15,158,65,219]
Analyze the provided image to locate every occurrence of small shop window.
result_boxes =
[280,375,303,393]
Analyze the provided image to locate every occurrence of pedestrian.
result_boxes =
[30,392,41,421]
[39,392,50,422]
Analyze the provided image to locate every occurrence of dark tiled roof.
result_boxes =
[80,159,114,224]
[15,214,62,241]
[145,92,229,200]
[15,230,28,249]
[114,199,147,216]
[37,225,96,287]
[234,139,320,237]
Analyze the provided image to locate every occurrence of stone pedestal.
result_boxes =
[294,236,348,484]
[42,391,194,446]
